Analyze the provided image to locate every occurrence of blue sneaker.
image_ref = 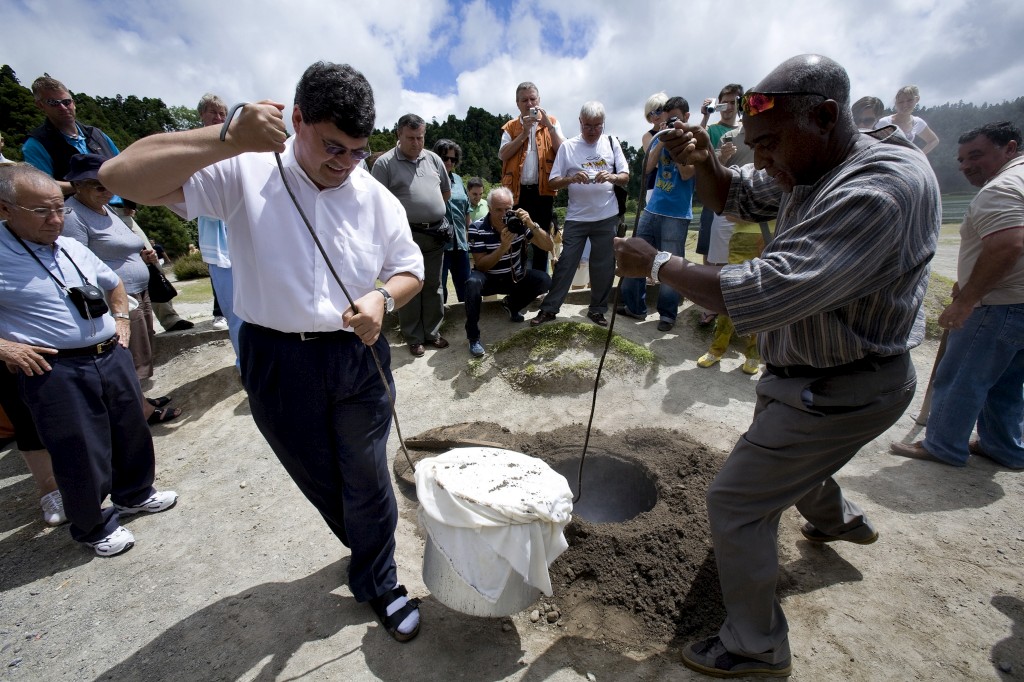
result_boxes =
[469,339,485,357]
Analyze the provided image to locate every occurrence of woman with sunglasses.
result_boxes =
[851,96,885,131]
[61,154,180,424]
[877,85,940,155]
[434,139,471,303]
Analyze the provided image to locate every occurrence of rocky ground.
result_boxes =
[2,233,1022,681]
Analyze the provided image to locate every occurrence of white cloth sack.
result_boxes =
[415,448,573,601]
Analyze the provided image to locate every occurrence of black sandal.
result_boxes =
[369,585,421,643]
[146,396,172,408]
[147,407,181,425]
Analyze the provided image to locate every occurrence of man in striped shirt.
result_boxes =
[615,54,941,678]
[464,186,553,357]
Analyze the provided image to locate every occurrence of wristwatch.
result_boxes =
[376,287,395,313]
[113,312,130,320]
[650,251,672,282]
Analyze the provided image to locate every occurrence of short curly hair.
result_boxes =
[294,62,375,138]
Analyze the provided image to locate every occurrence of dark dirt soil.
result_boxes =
[396,421,727,654]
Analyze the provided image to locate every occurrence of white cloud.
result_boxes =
[4,0,1021,154]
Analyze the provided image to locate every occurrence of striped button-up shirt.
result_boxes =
[719,129,941,368]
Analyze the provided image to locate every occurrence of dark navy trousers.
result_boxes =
[17,345,156,543]
[239,323,399,602]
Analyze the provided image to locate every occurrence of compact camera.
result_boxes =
[702,99,730,115]
[665,116,680,128]
[68,284,109,320]
[529,107,539,117]
[503,209,527,235]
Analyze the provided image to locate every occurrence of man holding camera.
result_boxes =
[530,101,628,328]
[0,164,177,557]
[464,186,553,357]
[499,82,564,274]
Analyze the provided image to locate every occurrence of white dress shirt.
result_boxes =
[180,138,424,333]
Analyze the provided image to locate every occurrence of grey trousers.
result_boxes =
[540,214,618,315]
[708,353,916,663]
[400,230,446,345]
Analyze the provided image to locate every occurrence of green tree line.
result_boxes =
[4,62,1022,249]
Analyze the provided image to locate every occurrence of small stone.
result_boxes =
[546,611,559,623]
[529,610,540,623]
[501,622,512,632]
[539,602,549,612]
[999,661,1012,673]
[587,673,597,682]
[565,568,576,581]
[8,658,22,668]
[240,481,248,489]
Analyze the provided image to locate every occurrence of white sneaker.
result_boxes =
[212,316,229,330]
[40,490,67,526]
[114,490,178,516]
[87,526,135,557]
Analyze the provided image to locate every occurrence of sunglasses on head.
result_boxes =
[45,98,74,108]
[740,91,829,117]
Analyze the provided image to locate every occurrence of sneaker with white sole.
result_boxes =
[212,316,229,330]
[469,339,485,358]
[87,526,135,557]
[40,490,67,526]
[114,490,178,516]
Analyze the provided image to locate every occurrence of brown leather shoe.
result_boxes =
[586,311,608,326]
[530,311,557,327]
[968,440,988,458]
[890,440,946,463]
[800,522,878,545]
[409,343,425,357]
[430,336,450,349]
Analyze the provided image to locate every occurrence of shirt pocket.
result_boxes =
[337,235,384,288]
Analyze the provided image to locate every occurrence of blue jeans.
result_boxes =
[620,211,689,322]
[209,264,242,366]
[464,268,551,341]
[442,248,471,303]
[924,303,1024,467]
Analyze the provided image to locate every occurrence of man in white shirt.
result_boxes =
[100,62,426,642]
[530,101,628,327]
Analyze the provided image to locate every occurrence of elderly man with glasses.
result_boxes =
[529,101,628,328]
[615,54,941,677]
[0,164,178,558]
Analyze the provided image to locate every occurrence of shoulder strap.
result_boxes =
[608,135,619,173]
[3,225,91,291]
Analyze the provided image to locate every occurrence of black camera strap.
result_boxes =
[6,225,94,294]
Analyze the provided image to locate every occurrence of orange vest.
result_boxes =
[501,116,559,200]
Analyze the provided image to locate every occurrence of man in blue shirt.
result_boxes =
[0,164,178,557]
[22,76,120,198]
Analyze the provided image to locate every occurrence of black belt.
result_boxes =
[766,353,905,379]
[409,220,444,231]
[57,336,118,357]
[247,323,355,342]
[520,183,538,189]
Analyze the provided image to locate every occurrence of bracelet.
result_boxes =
[113,313,130,320]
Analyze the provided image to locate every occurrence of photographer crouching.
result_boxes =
[464,186,553,357]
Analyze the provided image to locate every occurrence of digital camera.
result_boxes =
[503,209,527,235]
[702,100,730,115]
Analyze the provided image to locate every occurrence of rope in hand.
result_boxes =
[221,103,417,475]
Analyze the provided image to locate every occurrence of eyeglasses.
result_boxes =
[44,98,74,108]
[4,201,72,218]
[312,123,372,161]
[443,155,458,163]
[581,122,604,131]
[740,91,828,118]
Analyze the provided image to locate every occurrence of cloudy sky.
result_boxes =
[5,0,1022,149]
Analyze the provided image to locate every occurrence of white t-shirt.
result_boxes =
[877,115,928,143]
[549,135,628,222]
[179,137,424,333]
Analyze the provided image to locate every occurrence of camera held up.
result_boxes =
[503,209,527,236]
[701,99,730,115]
